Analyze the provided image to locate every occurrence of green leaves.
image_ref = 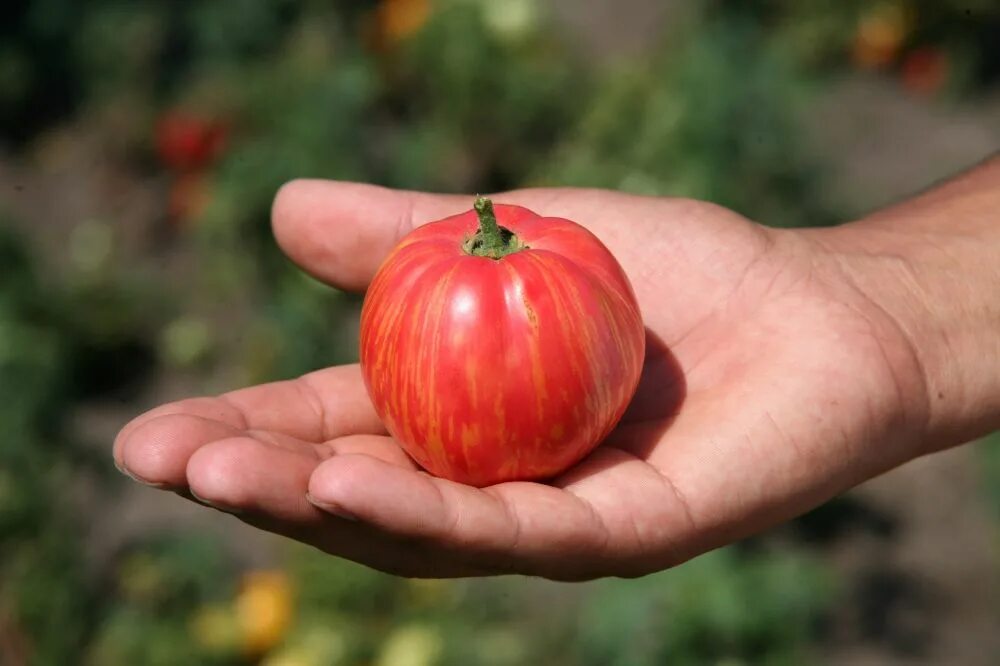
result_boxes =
[535,15,837,228]
[577,548,834,666]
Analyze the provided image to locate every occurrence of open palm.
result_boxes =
[115,181,926,579]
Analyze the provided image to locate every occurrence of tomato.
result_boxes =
[900,47,949,97]
[359,197,645,487]
[154,112,228,173]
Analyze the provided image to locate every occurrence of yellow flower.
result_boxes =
[852,2,912,69]
[236,570,295,655]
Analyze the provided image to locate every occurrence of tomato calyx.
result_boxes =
[463,196,528,260]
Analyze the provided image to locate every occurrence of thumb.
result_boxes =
[271,180,470,292]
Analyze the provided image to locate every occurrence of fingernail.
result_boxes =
[114,459,171,489]
[189,489,242,514]
[306,493,357,521]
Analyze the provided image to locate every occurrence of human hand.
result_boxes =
[114,173,997,579]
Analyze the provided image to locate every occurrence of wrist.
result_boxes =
[807,220,1000,452]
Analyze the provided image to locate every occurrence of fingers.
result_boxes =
[298,443,701,578]
[269,180,598,291]
[184,436,488,577]
[271,180,470,291]
[119,414,243,487]
[116,392,691,577]
[114,364,383,476]
[306,454,618,578]
[326,434,420,470]
[222,365,386,441]
[113,396,247,467]
[186,436,322,520]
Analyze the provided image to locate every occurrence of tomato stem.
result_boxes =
[466,196,525,259]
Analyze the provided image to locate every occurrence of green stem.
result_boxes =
[466,196,525,259]
[474,196,503,252]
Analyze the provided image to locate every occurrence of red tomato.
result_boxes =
[155,112,228,172]
[360,198,645,487]
[900,47,949,97]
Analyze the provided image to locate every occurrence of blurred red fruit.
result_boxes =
[900,47,949,96]
[155,112,228,172]
[366,0,432,52]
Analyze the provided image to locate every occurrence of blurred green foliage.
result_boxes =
[2,0,998,664]
[84,536,235,666]
[0,226,107,663]
[534,15,836,227]
[577,549,833,666]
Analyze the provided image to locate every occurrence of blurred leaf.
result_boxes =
[576,548,834,665]
[536,15,838,227]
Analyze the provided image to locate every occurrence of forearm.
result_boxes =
[817,154,1000,450]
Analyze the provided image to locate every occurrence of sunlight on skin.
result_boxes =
[114,159,1000,579]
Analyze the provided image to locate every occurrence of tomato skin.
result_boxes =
[360,203,645,487]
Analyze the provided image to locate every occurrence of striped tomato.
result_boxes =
[359,197,645,487]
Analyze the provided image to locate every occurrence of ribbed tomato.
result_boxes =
[359,197,645,487]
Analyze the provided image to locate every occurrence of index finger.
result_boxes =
[113,363,385,467]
